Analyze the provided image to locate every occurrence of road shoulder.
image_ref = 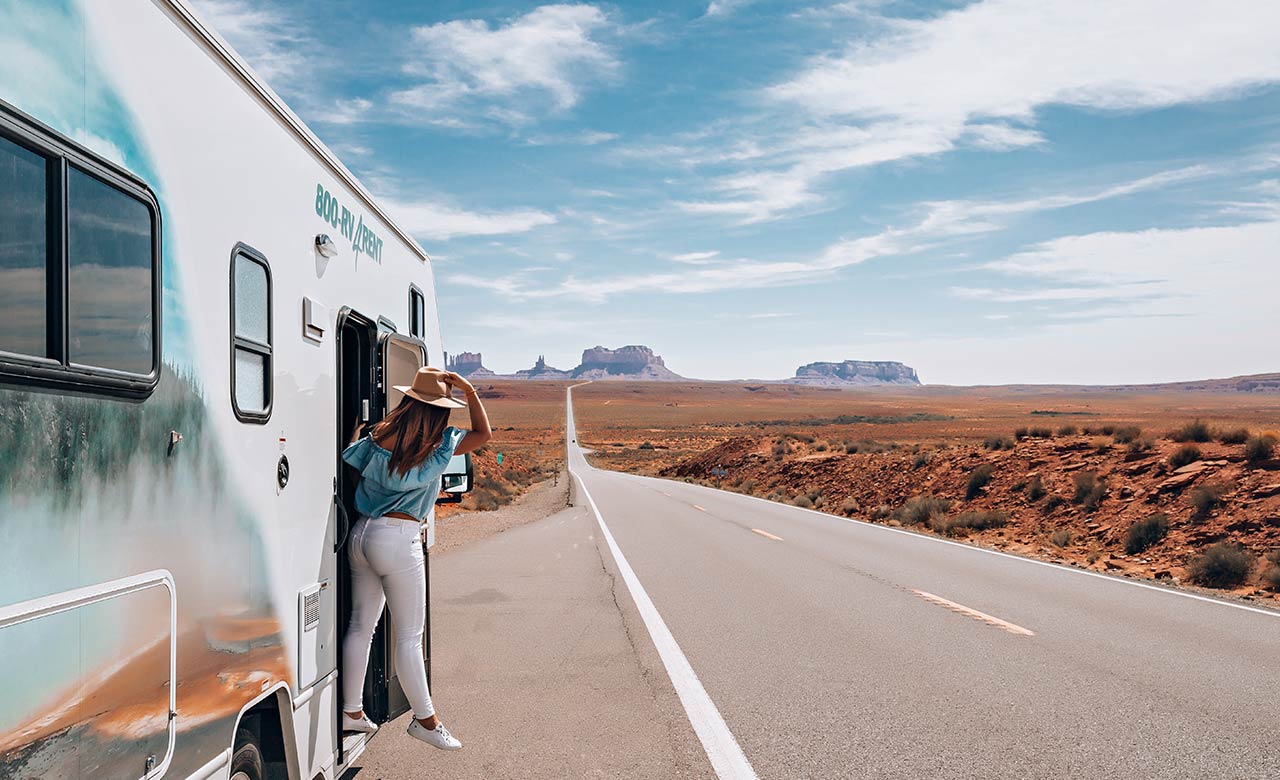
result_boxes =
[350,501,710,779]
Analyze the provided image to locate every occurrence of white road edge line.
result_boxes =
[606,471,1280,620]
[571,477,757,779]
[751,528,784,542]
[911,589,1036,636]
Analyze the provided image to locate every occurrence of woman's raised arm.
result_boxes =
[444,372,492,455]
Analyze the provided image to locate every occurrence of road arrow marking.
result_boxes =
[911,589,1035,636]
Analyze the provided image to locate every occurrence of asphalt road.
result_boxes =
[566,384,1280,779]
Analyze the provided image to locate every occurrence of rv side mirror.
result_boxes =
[437,453,473,504]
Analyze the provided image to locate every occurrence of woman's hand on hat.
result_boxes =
[443,371,474,393]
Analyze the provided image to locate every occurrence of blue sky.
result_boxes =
[191,0,1280,385]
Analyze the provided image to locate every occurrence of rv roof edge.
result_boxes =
[154,0,433,266]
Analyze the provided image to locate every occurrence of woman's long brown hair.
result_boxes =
[371,399,452,477]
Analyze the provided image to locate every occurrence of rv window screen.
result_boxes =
[67,167,155,374]
[0,106,161,399]
[230,247,272,422]
[409,285,425,340]
[0,135,48,359]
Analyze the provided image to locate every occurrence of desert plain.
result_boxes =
[456,378,1280,600]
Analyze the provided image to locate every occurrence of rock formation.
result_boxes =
[445,351,496,379]
[514,355,571,381]
[789,360,920,386]
[571,345,684,381]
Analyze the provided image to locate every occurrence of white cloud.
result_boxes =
[929,216,1280,383]
[704,0,756,18]
[448,163,1256,301]
[770,1,1280,123]
[524,129,619,145]
[391,4,620,126]
[190,0,310,84]
[383,199,557,242]
[674,120,960,222]
[963,122,1045,151]
[678,0,1280,221]
[670,250,721,263]
[959,202,1280,326]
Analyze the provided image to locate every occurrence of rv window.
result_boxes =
[231,246,272,422]
[67,167,155,374]
[409,285,425,340]
[0,104,161,399]
[0,134,48,359]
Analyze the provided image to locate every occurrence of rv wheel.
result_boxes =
[230,728,265,780]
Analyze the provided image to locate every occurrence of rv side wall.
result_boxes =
[0,1,443,777]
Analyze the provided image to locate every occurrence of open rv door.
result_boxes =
[368,331,430,723]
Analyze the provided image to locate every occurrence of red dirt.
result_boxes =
[569,382,1280,600]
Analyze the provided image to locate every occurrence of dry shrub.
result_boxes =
[1025,474,1046,502]
[1112,425,1143,444]
[893,495,950,526]
[1244,434,1277,464]
[1217,428,1250,445]
[983,436,1014,451]
[1169,420,1212,443]
[1072,472,1106,511]
[966,464,994,499]
[1124,513,1169,555]
[1186,543,1254,589]
[1049,529,1072,548]
[1127,437,1154,454]
[1188,483,1227,521]
[1168,444,1202,470]
[1057,424,1078,436]
[930,510,1007,536]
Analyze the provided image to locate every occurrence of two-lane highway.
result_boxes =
[567,385,1280,779]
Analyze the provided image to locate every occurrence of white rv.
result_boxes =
[0,1,472,778]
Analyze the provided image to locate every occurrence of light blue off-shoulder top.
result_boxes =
[342,426,467,521]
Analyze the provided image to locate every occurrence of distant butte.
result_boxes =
[571,345,684,381]
[447,345,686,381]
[788,360,921,387]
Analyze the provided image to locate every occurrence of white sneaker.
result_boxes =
[342,712,377,734]
[407,719,462,750]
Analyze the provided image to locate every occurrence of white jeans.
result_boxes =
[342,516,435,719]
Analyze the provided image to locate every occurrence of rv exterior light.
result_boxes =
[315,233,338,258]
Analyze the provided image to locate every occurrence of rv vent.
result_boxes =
[300,585,322,633]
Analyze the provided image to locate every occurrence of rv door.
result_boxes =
[370,332,429,722]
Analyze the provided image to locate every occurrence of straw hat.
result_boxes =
[394,366,467,409]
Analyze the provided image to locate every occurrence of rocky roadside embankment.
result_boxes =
[654,428,1280,600]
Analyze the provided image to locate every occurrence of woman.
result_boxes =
[339,366,491,750]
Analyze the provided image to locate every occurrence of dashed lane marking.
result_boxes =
[692,504,707,512]
[911,589,1036,636]
[751,528,783,542]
